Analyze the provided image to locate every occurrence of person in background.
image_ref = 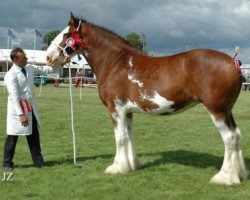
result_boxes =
[75,70,81,88]
[3,47,70,170]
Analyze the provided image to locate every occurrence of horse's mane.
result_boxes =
[74,17,140,51]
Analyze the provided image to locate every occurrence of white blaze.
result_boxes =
[46,26,69,55]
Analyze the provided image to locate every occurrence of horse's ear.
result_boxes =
[70,12,75,22]
[69,12,78,28]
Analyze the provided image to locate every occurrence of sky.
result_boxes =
[1,0,250,63]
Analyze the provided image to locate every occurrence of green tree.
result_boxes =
[42,30,61,50]
[124,32,146,52]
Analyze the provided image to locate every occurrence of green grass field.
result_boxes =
[0,85,250,200]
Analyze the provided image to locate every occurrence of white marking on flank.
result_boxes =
[113,92,175,115]
[128,57,133,67]
[140,91,175,114]
[128,74,143,88]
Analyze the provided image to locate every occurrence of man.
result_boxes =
[3,47,69,170]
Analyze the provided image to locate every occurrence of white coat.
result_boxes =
[4,64,53,135]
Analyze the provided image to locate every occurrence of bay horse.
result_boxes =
[46,13,248,185]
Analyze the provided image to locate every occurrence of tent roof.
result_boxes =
[0,49,46,64]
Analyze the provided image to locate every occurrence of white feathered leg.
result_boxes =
[105,110,141,174]
[209,115,248,185]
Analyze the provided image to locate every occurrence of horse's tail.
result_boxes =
[234,60,241,74]
[233,59,243,96]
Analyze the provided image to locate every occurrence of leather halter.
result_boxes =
[52,20,89,57]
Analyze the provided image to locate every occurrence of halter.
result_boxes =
[51,20,89,57]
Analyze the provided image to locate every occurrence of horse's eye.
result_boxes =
[63,33,70,38]
[65,46,74,55]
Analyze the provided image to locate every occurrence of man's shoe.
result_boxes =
[36,165,47,169]
[3,166,13,171]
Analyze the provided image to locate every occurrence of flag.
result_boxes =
[35,28,43,37]
[8,28,19,44]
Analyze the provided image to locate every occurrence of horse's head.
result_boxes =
[46,26,69,66]
[46,12,88,66]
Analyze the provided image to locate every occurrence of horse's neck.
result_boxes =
[82,25,136,80]
[83,50,117,82]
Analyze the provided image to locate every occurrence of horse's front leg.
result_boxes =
[105,112,142,174]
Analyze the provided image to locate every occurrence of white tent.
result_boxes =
[63,53,90,69]
[241,64,250,80]
[0,49,91,78]
[0,49,47,65]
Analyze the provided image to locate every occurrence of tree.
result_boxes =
[42,30,61,50]
[124,32,146,52]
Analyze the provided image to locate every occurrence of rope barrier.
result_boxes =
[33,76,97,91]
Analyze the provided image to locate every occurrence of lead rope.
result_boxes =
[67,62,77,165]
[51,33,83,165]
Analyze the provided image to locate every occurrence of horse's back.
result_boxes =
[130,48,241,112]
[182,49,242,112]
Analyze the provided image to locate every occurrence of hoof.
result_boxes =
[209,171,240,185]
[105,163,130,174]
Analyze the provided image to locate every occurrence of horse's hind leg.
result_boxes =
[209,111,248,185]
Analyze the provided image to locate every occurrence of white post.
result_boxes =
[79,76,83,100]
[1,50,9,93]
[4,57,9,93]
[39,76,43,96]
[7,28,10,49]
[33,31,36,64]
[6,57,9,72]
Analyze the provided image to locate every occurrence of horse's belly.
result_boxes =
[128,101,175,115]
[125,91,197,115]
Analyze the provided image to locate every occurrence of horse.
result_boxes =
[46,12,248,185]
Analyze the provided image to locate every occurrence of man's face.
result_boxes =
[15,52,28,67]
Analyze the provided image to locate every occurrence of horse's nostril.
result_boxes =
[46,56,50,61]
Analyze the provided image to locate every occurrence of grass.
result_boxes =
[0,85,250,200]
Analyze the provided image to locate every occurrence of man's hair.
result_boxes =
[10,47,24,61]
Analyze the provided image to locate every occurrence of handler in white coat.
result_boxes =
[3,47,69,170]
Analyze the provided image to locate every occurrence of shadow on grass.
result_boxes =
[48,154,114,168]
[141,149,250,172]
[17,150,250,176]
[140,150,222,170]
[16,154,113,169]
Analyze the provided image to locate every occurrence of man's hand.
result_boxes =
[19,114,29,127]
